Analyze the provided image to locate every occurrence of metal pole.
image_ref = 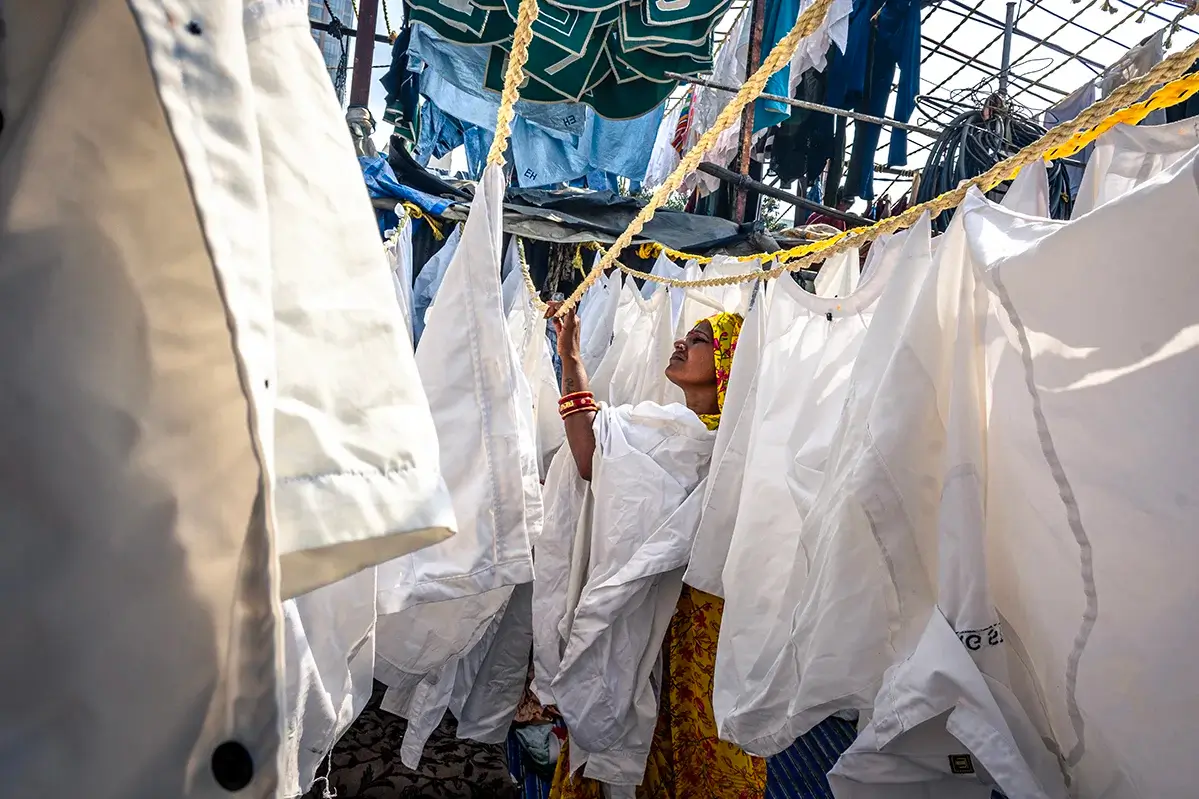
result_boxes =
[310,20,391,45]
[733,0,767,224]
[999,0,1016,96]
[666,72,942,137]
[698,162,874,226]
[350,0,380,107]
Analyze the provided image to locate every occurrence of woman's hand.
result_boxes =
[546,301,581,361]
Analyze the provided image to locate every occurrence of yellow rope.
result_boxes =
[568,42,1199,296]
[516,238,550,312]
[546,0,838,316]
[400,201,446,240]
[488,0,540,166]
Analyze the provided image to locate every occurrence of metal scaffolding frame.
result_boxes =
[753,0,1199,215]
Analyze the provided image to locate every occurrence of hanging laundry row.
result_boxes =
[502,119,1199,799]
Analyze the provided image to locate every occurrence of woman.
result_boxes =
[544,301,766,799]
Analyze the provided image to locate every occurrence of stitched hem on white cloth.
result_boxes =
[277,465,456,597]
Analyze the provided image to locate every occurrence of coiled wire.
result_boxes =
[915,98,1074,232]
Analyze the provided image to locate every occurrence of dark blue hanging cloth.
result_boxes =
[824,0,920,201]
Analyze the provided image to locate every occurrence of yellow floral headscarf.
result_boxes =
[697,311,743,430]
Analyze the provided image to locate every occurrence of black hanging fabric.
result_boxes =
[380,25,421,146]
[772,68,835,187]
[824,114,847,205]
[410,219,453,285]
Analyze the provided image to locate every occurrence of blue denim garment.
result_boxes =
[414,99,492,179]
[410,23,665,186]
[825,0,921,197]
[581,105,664,183]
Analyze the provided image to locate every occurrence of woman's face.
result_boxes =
[664,320,717,388]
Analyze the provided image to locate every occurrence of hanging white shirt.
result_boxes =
[589,278,642,405]
[579,260,623,375]
[684,284,768,596]
[279,570,377,797]
[607,286,684,408]
[1072,119,1199,218]
[730,165,1059,759]
[825,192,1066,798]
[380,163,536,615]
[500,236,526,314]
[685,247,859,600]
[674,255,755,340]
[711,232,904,755]
[641,251,686,331]
[962,153,1199,798]
[531,446,592,705]
[508,267,565,479]
[374,163,542,767]
[0,2,454,798]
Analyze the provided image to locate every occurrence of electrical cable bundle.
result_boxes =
[914,96,1073,232]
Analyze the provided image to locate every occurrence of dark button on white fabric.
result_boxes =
[211,741,253,792]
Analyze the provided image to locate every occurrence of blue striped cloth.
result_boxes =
[766,716,859,799]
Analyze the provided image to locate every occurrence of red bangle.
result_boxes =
[559,391,594,406]
[561,404,597,420]
[558,397,596,415]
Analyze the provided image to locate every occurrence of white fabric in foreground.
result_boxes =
[964,155,1199,797]
[253,0,455,600]
[828,610,1067,799]
[0,0,453,796]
